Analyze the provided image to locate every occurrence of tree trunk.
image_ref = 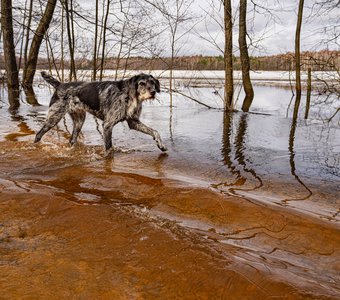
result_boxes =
[70,0,76,80]
[61,6,65,82]
[223,0,233,110]
[23,0,33,71]
[293,0,304,119]
[63,0,76,81]
[169,48,174,108]
[22,0,57,90]
[304,67,311,119]
[239,0,254,112]
[93,0,99,81]
[18,0,29,71]
[1,0,20,108]
[99,0,110,81]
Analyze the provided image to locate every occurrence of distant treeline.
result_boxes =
[0,50,338,72]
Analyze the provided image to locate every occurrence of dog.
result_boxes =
[35,72,167,152]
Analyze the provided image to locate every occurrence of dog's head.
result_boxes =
[128,73,160,101]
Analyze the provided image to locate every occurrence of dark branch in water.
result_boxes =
[162,86,218,109]
[328,107,339,123]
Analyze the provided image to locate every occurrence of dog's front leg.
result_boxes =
[127,119,167,151]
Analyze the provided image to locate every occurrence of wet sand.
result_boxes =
[0,139,339,299]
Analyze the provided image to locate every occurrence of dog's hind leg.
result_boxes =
[69,110,86,145]
[35,99,67,143]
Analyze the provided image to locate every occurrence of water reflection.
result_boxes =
[285,116,313,203]
[213,112,263,194]
[221,111,241,182]
[5,120,35,142]
[234,114,263,192]
[216,109,316,205]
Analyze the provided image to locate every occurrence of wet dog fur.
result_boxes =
[35,72,167,152]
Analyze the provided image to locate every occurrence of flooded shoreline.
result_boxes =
[0,82,339,298]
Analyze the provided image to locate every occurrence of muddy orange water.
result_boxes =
[0,84,340,299]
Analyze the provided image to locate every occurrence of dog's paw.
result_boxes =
[158,144,167,152]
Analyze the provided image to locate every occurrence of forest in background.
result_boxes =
[0,50,339,72]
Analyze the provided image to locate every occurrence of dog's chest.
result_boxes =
[126,99,139,117]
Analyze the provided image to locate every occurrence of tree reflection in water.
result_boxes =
[284,114,313,204]
[213,112,263,195]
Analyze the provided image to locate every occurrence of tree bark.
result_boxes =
[63,0,77,81]
[293,0,304,119]
[304,67,311,119]
[93,0,99,81]
[22,0,57,90]
[1,0,20,108]
[99,0,110,81]
[239,0,254,112]
[223,0,234,110]
[23,0,33,71]
[61,6,65,82]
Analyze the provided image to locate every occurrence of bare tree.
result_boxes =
[304,66,311,119]
[99,0,110,81]
[22,0,57,93]
[1,0,20,108]
[239,0,254,112]
[293,0,304,119]
[22,0,33,71]
[146,0,193,107]
[92,0,99,81]
[223,0,234,110]
[62,0,77,81]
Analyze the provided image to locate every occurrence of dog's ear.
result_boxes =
[128,75,139,100]
[155,78,161,93]
[150,75,160,93]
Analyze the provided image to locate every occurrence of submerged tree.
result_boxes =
[239,0,253,112]
[293,0,304,119]
[1,0,20,108]
[223,0,234,110]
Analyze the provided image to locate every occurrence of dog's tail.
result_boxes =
[41,71,60,89]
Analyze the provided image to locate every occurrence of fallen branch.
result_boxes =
[162,86,219,109]
[328,107,340,123]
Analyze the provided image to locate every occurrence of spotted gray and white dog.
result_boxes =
[35,72,167,152]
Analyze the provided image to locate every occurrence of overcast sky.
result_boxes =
[8,0,338,58]
[179,0,339,56]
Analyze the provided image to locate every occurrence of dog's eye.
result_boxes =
[139,81,146,86]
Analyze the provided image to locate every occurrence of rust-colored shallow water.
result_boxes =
[0,84,339,299]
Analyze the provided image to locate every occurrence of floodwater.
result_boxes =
[0,81,339,299]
